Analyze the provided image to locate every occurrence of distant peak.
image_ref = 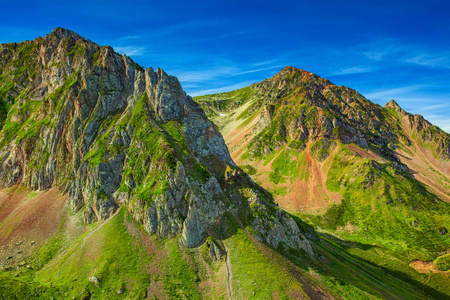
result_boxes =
[50,27,83,40]
[271,66,334,88]
[385,99,402,110]
[277,66,305,75]
[385,99,407,116]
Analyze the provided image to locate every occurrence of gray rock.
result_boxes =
[116,289,124,295]
[88,276,100,284]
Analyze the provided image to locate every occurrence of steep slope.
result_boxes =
[2,30,450,299]
[0,29,331,299]
[196,66,450,296]
[0,30,315,252]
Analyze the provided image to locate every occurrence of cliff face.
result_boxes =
[0,29,315,253]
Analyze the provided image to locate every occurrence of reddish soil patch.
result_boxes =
[409,260,434,273]
[346,144,384,162]
[258,144,341,214]
[230,136,342,214]
[0,187,66,247]
[409,259,449,277]
[0,187,66,268]
[392,119,450,202]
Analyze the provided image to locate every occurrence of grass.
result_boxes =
[35,207,156,299]
[0,273,60,299]
[162,238,202,299]
[312,235,438,299]
[223,215,308,299]
[434,254,450,271]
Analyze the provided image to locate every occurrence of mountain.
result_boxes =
[1,29,450,299]
[196,66,450,297]
[0,29,324,299]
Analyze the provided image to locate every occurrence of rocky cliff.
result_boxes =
[0,29,315,253]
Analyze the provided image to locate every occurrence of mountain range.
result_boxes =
[0,28,450,299]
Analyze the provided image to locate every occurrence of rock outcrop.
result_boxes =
[0,28,315,253]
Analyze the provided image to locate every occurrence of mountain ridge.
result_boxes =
[0,28,316,254]
[195,65,450,250]
[2,29,450,299]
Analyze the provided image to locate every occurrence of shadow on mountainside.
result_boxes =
[302,233,450,300]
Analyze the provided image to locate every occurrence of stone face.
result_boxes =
[0,29,316,254]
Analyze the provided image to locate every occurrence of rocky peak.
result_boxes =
[49,27,84,41]
[0,29,315,254]
[384,99,407,116]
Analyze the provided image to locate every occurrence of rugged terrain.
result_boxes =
[1,29,450,299]
[196,66,450,298]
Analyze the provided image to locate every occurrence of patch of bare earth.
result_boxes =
[222,103,344,215]
[238,143,342,215]
[0,187,67,244]
[391,118,450,202]
[409,259,448,276]
[0,187,66,267]
[346,144,385,162]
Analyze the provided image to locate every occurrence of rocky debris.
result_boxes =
[116,289,124,295]
[88,276,100,284]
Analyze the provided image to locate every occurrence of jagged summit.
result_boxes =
[49,27,84,41]
[384,99,407,115]
[271,66,334,86]
[0,29,315,253]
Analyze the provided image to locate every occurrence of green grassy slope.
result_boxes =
[195,66,450,299]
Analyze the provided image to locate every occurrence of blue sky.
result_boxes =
[1,0,450,131]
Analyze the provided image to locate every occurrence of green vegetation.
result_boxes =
[223,215,308,299]
[300,143,450,256]
[162,239,202,298]
[434,254,450,271]
[35,207,156,299]
[0,273,60,299]
[313,235,449,299]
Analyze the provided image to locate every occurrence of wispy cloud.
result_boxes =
[403,54,450,68]
[230,65,285,76]
[113,46,146,56]
[118,35,143,41]
[357,38,450,69]
[329,66,373,76]
[421,116,450,132]
[362,84,450,133]
[364,85,427,102]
